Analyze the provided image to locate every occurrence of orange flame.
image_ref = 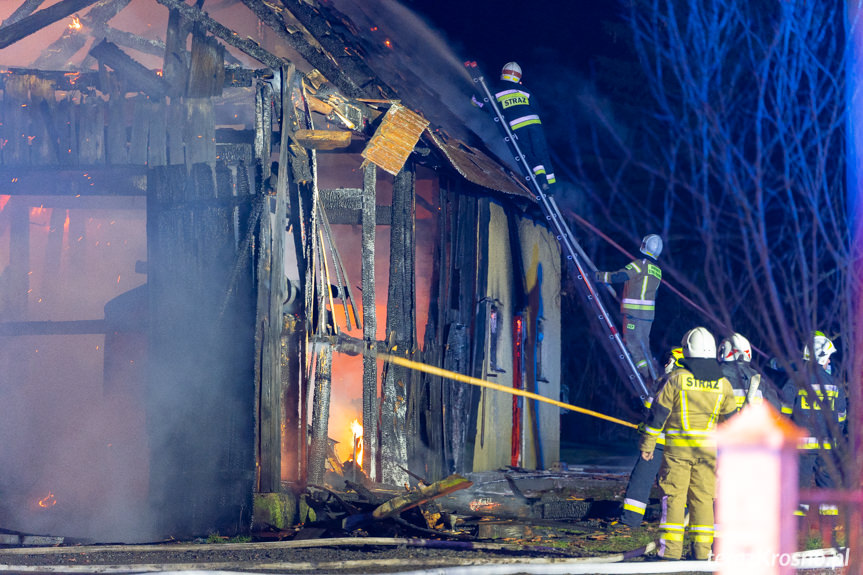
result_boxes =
[69,16,82,31]
[37,492,57,508]
[350,419,363,468]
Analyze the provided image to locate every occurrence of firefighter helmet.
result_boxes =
[640,234,663,259]
[719,333,752,363]
[803,331,836,367]
[501,62,522,83]
[662,347,685,374]
[682,327,716,359]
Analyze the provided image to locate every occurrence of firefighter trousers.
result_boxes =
[658,452,716,560]
[623,315,654,380]
[621,443,663,526]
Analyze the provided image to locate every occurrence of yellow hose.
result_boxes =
[379,352,638,429]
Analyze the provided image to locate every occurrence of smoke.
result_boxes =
[330,0,515,166]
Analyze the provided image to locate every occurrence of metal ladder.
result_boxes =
[468,64,653,403]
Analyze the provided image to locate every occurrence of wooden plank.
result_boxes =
[54,96,77,166]
[129,96,148,165]
[361,162,378,481]
[294,129,351,151]
[2,75,30,165]
[77,97,105,164]
[188,31,225,98]
[28,76,55,164]
[147,100,167,168]
[105,92,128,165]
[184,98,215,166]
[89,40,171,99]
[0,0,103,50]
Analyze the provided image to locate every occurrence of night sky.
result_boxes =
[405,0,621,77]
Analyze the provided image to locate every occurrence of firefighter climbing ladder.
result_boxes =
[467,63,652,403]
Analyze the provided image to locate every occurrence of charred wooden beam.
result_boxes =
[361,162,378,481]
[380,165,415,485]
[307,345,332,486]
[240,0,378,100]
[103,25,166,58]
[154,0,284,69]
[1,0,46,27]
[89,40,171,98]
[372,474,472,519]
[0,0,102,49]
[34,0,132,69]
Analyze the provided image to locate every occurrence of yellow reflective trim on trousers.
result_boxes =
[660,523,685,531]
[693,534,714,543]
[623,503,646,514]
[661,533,685,542]
[622,303,655,311]
[666,437,716,448]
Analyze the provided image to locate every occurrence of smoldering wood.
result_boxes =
[240,0,371,100]
[319,206,351,330]
[0,0,103,50]
[155,0,284,69]
[372,474,472,519]
[361,162,378,481]
[89,40,171,99]
[380,166,415,486]
[33,0,132,70]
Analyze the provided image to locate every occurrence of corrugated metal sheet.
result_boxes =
[361,102,429,175]
[426,132,534,201]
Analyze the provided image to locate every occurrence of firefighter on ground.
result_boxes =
[619,347,683,528]
[595,234,663,381]
[639,327,737,560]
[780,331,847,521]
[718,332,780,412]
[474,62,557,193]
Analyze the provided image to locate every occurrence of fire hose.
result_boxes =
[378,352,638,430]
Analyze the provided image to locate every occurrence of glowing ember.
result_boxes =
[350,418,363,468]
[68,16,82,31]
[384,39,393,49]
[37,492,57,508]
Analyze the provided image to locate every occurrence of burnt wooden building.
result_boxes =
[0,0,560,540]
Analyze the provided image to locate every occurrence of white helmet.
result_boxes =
[682,327,716,359]
[718,333,752,363]
[640,234,663,259]
[803,331,836,367]
[501,62,522,83]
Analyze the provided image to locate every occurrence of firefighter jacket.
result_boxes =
[639,358,737,459]
[595,257,661,321]
[781,366,847,450]
[493,80,544,133]
[720,361,760,411]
